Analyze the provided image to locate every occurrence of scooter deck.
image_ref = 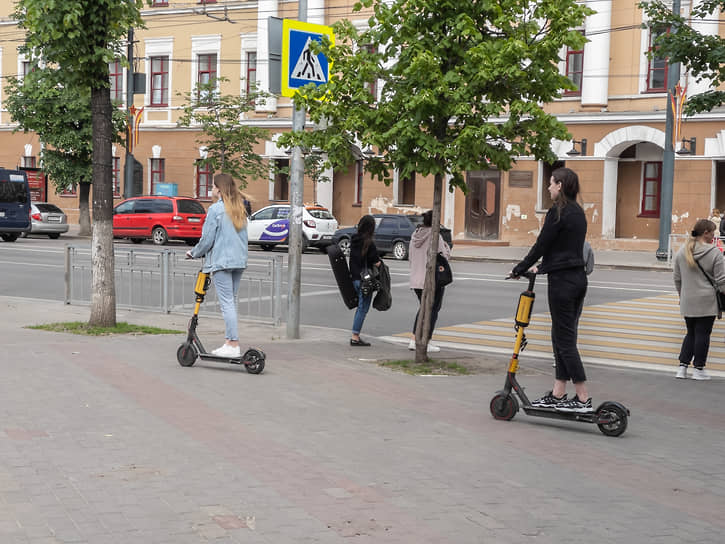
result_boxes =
[327,244,358,310]
[522,405,598,423]
[199,353,245,365]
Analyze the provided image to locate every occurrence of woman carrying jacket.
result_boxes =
[408,210,451,353]
[673,218,725,380]
[511,167,591,413]
[186,173,248,358]
[348,215,381,346]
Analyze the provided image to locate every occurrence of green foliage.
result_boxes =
[28,321,182,335]
[277,0,592,191]
[5,67,127,192]
[177,78,270,189]
[640,0,725,114]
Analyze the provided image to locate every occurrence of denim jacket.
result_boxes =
[190,200,248,273]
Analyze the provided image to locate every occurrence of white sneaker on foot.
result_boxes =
[212,344,241,358]
[408,339,416,350]
[675,365,688,379]
[691,367,711,380]
[426,343,440,353]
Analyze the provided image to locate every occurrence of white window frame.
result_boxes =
[191,35,221,98]
[241,34,257,96]
[144,37,174,118]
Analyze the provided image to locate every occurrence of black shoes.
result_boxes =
[350,338,371,346]
[531,391,567,408]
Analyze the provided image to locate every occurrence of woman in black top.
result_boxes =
[511,167,591,413]
[349,215,381,346]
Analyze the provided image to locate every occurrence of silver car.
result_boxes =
[24,203,69,239]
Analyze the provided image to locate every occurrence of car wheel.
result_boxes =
[338,237,351,257]
[130,238,144,244]
[48,233,60,239]
[1,233,19,242]
[301,235,309,253]
[20,232,29,238]
[151,227,168,246]
[260,243,274,251]
[392,240,408,260]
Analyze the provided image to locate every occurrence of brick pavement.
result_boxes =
[2,295,725,543]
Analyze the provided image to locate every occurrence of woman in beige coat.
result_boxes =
[673,218,725,380]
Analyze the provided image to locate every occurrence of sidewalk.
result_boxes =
[2,295,725,543]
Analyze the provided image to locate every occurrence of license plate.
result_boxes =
[48,217,61,222]
[188,217,201,223]
[321,234,332,240]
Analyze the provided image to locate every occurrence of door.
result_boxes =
[375,216,400,253]
[465,170,500,239]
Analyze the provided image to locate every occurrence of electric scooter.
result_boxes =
[176,269,266,374]
[489,272,629,437]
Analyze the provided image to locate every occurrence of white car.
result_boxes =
[247,204,338,252]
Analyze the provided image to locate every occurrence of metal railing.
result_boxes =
[64,246,285,326]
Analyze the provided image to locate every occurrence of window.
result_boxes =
[196,161,213,200]
[253,207,276,220]
[273,159,289,201]
[646,29,668,93]
[354,160,363,204]
[112,157,121,197]
[640,162,661,217]
[21,61,32,78]
[151,0,169,5]
[246,51,257,94]
[109,61,123,102]
[197,53,217,100]
[564,33,584,96]
[115,200,135,214]
[150,56,169,106]
[398,172,415,205]
[21,156,36,168]
[61,183,77,197]
[177,199,206,214]
[150,158,165,194]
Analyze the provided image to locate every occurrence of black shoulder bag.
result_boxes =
[694,255,725,319]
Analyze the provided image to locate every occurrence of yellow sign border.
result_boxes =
[281,19,334,98]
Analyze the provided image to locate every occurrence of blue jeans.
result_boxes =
[351,280,373,335]
[212,269,243,341]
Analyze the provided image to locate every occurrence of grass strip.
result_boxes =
[379,358,470,375]
[27,321,182,336]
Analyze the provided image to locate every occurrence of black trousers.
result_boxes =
[547,268,588,383]
[679,315,716,368]
[413,286,445,340]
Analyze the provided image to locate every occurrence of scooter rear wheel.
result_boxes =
[490,391,519,421]
[243,348,265,374]
[596,402,628,437]
[177,343,198,367]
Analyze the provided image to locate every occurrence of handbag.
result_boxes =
[435,253,453,287]
[694,257,725,318]
[360,263,381,297]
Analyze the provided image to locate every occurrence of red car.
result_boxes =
[113,196,206,245]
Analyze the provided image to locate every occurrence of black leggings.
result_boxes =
[413,286,445,340]
[679,316,716,368]
[547,268,588,383]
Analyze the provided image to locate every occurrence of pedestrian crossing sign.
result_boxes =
[281,19,334,98]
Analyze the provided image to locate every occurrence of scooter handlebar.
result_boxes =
[506,271,537,291]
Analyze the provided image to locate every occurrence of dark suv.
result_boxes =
[112,196,206,245]
[332,213,453,260]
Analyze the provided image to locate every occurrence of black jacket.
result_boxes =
[349,233,380,281]
[513,202,587,276]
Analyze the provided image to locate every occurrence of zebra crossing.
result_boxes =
[387,294,725,376]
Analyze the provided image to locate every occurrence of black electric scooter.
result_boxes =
[489,272,629,437]
[176,269,266,374]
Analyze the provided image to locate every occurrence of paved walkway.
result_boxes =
[3,295,725,543]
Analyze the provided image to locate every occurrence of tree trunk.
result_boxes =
[414,173,444,365]
[88,86,116,327]
[78,182,92,236]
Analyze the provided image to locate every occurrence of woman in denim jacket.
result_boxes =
[186,173,248,358]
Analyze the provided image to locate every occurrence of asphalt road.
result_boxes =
[1,236,677,338]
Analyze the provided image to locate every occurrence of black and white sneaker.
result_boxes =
[556,395,593,413]
[531,391,567,408]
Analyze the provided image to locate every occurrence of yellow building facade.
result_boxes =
[0,0,722,250]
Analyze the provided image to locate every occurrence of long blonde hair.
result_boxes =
[214,173,247,231]
[685,218,715,267]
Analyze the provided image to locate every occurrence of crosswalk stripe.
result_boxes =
[390,294,725,376]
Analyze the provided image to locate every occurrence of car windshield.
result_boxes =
[307,208,334,220]
[177,199,205,214]
[36,203,63,213]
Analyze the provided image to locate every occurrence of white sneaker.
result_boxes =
[408,339,416,350]
[691,367,711,381]
[426,343,440,353]
[212,344,241,358]
[675,365,688,379]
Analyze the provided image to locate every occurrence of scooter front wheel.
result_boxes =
[490,391,519,421]
[177,343,198,367]
[243,348,266,374]
[596,401,628,437]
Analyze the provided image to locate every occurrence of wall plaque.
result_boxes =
[509,171,533,188]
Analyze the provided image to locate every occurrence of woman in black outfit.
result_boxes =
[349,215,381,346]
[511,167,592,413]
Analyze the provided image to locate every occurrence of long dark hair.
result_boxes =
[551,167,581,221]
[357,214,376,256]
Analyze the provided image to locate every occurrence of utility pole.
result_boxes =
[286,0,307,339]
[655,0,681,261]
[123,27,135,199]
